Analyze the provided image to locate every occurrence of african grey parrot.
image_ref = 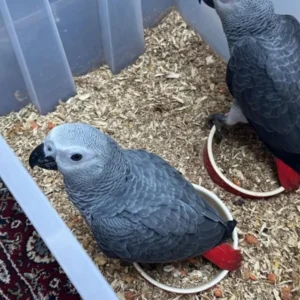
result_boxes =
[29,123,242,270]
[199,0,300,190]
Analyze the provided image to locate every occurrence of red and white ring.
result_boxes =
[203,125,285,199]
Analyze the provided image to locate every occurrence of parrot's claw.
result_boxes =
[120,261,132,267]
[120,261,156,271]
[140,263,156,271]
[208,113,227,143]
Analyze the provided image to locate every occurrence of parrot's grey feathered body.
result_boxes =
[88,149,230,263]
[201,0,300,190]
[29,123,241,269]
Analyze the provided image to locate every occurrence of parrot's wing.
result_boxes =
[90,149,229,263]
[123,149,224,232]
[90,214,153,261]
[90,203,226,263]
[227,15,300,170]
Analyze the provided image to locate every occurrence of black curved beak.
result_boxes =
[29,143,58,170]
[199,0,215,8]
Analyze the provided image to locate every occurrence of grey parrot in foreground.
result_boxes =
[199,0,300,191]
[29,123,242,270]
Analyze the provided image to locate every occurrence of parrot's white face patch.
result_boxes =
[44,140,55,156]
[55,146,96,173]
[215,0,236,8]
[41,122,115,177]
[60,149,94,171]
[219,0,235,5]
[43,129,99,175]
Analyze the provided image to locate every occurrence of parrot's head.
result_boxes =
[198,0,274,33]
[29,123,118,180]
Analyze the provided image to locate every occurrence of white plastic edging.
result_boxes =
[0,136,118,300]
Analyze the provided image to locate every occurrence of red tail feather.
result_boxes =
[275,158,300,191]
[202,243,242,271]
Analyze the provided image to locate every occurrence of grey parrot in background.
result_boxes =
[29,123,242,270]
[199,0,300,191]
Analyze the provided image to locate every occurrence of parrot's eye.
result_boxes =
[47,146,52,152]
[71,154,82,161]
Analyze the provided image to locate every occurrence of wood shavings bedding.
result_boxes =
[0,10,299,300]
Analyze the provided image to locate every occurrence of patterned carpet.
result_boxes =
[0,179,81,300]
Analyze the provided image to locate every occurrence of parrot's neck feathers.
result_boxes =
[222,12,278,48]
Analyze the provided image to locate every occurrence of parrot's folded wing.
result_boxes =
[227,15,300,189]
[89,149,231,263]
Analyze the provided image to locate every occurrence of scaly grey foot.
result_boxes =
[208,113,227,143]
